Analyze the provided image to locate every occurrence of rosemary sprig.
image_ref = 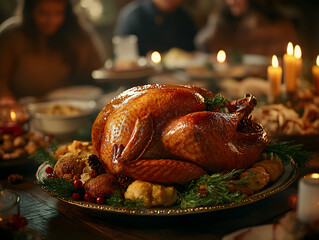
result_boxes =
[262,140,314,168]
[29,139,58,166]
[205,94,228,111]
[38,178,83,199]
[178,170,248,209]
[105,192,144,210]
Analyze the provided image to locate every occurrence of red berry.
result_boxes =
[288,194,298,211]
[72,193,80,201]
[47,173,56,179]
[45,166,53,174]
[74,180,83,188]
[84,193,94,202]
[96,197,104,205]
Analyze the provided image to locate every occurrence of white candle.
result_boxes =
[215,50,228,71]
[294,45,302,86]
[284,42,296,93]
[313,55,319,95]
[297,173,319,225]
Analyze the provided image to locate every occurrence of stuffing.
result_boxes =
[124,180,177,208]
[53,152,86,181]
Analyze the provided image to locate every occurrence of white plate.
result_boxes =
[223,224,290,240]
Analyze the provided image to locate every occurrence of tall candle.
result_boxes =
[267,55,282,103]
[294,45,302,86]
[215,50,228,72]
[284,42,296,93]
[297,173,319,225]
[313,55,319,95]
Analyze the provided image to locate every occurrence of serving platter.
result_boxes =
[36,158,298,216]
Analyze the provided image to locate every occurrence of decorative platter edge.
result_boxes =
[35,159,298,216]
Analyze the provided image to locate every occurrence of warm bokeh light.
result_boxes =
[80,0,103,21]
[10,111,16,122]
[217,50,226,63]
[310,173,319,179]
[151,51,161,64]
[294,45,302,59]
[272,55,279,68]
[287,42,294,55]
[316,55,319,66]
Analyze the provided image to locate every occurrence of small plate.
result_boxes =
[222,224,289,240]
[92,58,156,81]
[36,158,298,216]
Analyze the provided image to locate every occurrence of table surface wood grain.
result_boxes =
[1,152,319,240]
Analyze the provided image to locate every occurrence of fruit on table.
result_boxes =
[92,84,268,184]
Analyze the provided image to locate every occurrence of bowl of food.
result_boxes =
[27,99,97,136]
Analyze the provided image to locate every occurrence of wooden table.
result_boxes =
[1,152,319,240]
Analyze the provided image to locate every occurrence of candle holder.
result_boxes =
[0,104,29,136]
[0,189,20,223]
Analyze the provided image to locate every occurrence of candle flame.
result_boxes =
[272,55,279,68]
[217,50,226,63]
[151,51,161,64]
[316,55,319,66]
[10,111,16,122]
[287,42,294,56]
[294,45,302,59]
[310,173,319,179]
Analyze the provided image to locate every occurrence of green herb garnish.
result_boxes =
[39,178,83,199]
[29,139,58,166]
[178,170,249,209]
[262,140,314,168]
[205,94,229,111]
[105,192,144,210]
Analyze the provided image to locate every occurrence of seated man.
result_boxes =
[114,0,196,56]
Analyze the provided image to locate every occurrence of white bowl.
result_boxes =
[27,99,97,135]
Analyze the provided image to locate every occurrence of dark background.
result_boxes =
[0,0,318,60]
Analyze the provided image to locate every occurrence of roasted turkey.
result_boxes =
[92,84,268,184]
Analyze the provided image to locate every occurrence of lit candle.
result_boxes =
[149,51,162,71]
[151,51,161,64]
[267,55,282,103]
[294,45,302,86]
[297,173,319,225]
[284,42,296,93]
[217,50,226,63]
[313,55,319,95]
[215,50,227,71]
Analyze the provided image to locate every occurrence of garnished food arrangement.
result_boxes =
[35,84,312,211]
[0,131,48,160]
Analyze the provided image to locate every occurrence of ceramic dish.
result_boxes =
[36,159,298,216]
[27,100,97,135]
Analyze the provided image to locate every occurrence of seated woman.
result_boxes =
[195,0,298,56]
[114,0,196,56]
[0,0,107,105]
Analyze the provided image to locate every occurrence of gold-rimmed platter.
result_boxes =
[36,159,298,216]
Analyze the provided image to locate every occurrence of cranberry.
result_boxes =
[74,179,83,188]
[72,193,80,201]
[96,197,104,205]
[47,173,56,179]
[84,194,94,203]
[45,166,53,174]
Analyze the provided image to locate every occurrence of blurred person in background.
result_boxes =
[195,0,298,56]
[0,0,107,105]
[114,0,196,56]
